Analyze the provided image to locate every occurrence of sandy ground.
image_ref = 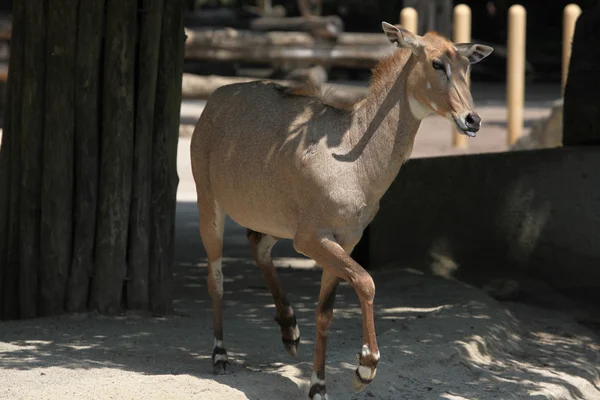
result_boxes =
[3,83,600,400]
[1,257,599,400]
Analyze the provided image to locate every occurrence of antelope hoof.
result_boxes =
[310,392,328,400]
[276,308,301,357]
[309,373,328,399]
[212,345,230,375]
[353,344,379,392]
[213,359,231,375]
[282,337,300,357]
[353,367,374,393]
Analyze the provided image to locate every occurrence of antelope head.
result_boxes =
[382,21,493,137]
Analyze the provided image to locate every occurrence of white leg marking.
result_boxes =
[256,234,277,264]
[290,323,300,340]
[361,344,371,358]
[430,102,439,111]
[310,372,328,399]
[211,258,224,297]
[426,81,432,90]
[361,344,380,361]
[213,337,228,364]
[310,371,325,387]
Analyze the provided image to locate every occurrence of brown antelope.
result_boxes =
[190,21,492,399]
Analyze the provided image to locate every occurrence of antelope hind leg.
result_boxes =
[247,229,301,357]
[197,199,230,374]
[307,268,340,400]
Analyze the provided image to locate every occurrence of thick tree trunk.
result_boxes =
[149,0,184,315]
[128,0,164,310]
[19,0,46,318]
[89,0,137,314]
[1,0,184,320]
[67,0,106,313]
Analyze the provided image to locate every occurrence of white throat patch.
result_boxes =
[408,96,433,120]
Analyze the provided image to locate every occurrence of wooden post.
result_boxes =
[404,0,451,37]
[39,0,78,317]
[298,0,321,18]
[258,0,272,14]
[452,4,471,149]
[400,7,418,34]
[128,0,164,310]
[67,1,106,313]
[19,0,46,318]
[185,0,195,12]
[436,0,453,38]
[0,88,8,317]
[149,0,185,315]
[2,0,24,320]
[506,4,526,146]
[90,0,137,314]
[0,66,11,318]
[562,4,582,95]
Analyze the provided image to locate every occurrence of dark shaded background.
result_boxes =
[184,0,597,83]
[0,0,592,82]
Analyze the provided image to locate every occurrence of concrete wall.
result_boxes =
[369,146,600,304]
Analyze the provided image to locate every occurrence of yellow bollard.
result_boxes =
[507,4,526,146]
[562,4,582,95]
[400,7,418,34]
[452,4,471,149]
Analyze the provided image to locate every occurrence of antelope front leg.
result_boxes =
[295,233,380,397]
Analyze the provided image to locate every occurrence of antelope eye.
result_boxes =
[432,60,444,70]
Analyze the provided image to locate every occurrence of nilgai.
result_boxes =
[191,21,493,399]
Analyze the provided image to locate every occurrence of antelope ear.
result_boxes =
[381,21,423,54]
[454,43,494,64]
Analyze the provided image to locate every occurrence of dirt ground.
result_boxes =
[3,83,600,400]
[1,251,599,400]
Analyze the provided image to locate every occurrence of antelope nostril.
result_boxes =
[465,113,481,130]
